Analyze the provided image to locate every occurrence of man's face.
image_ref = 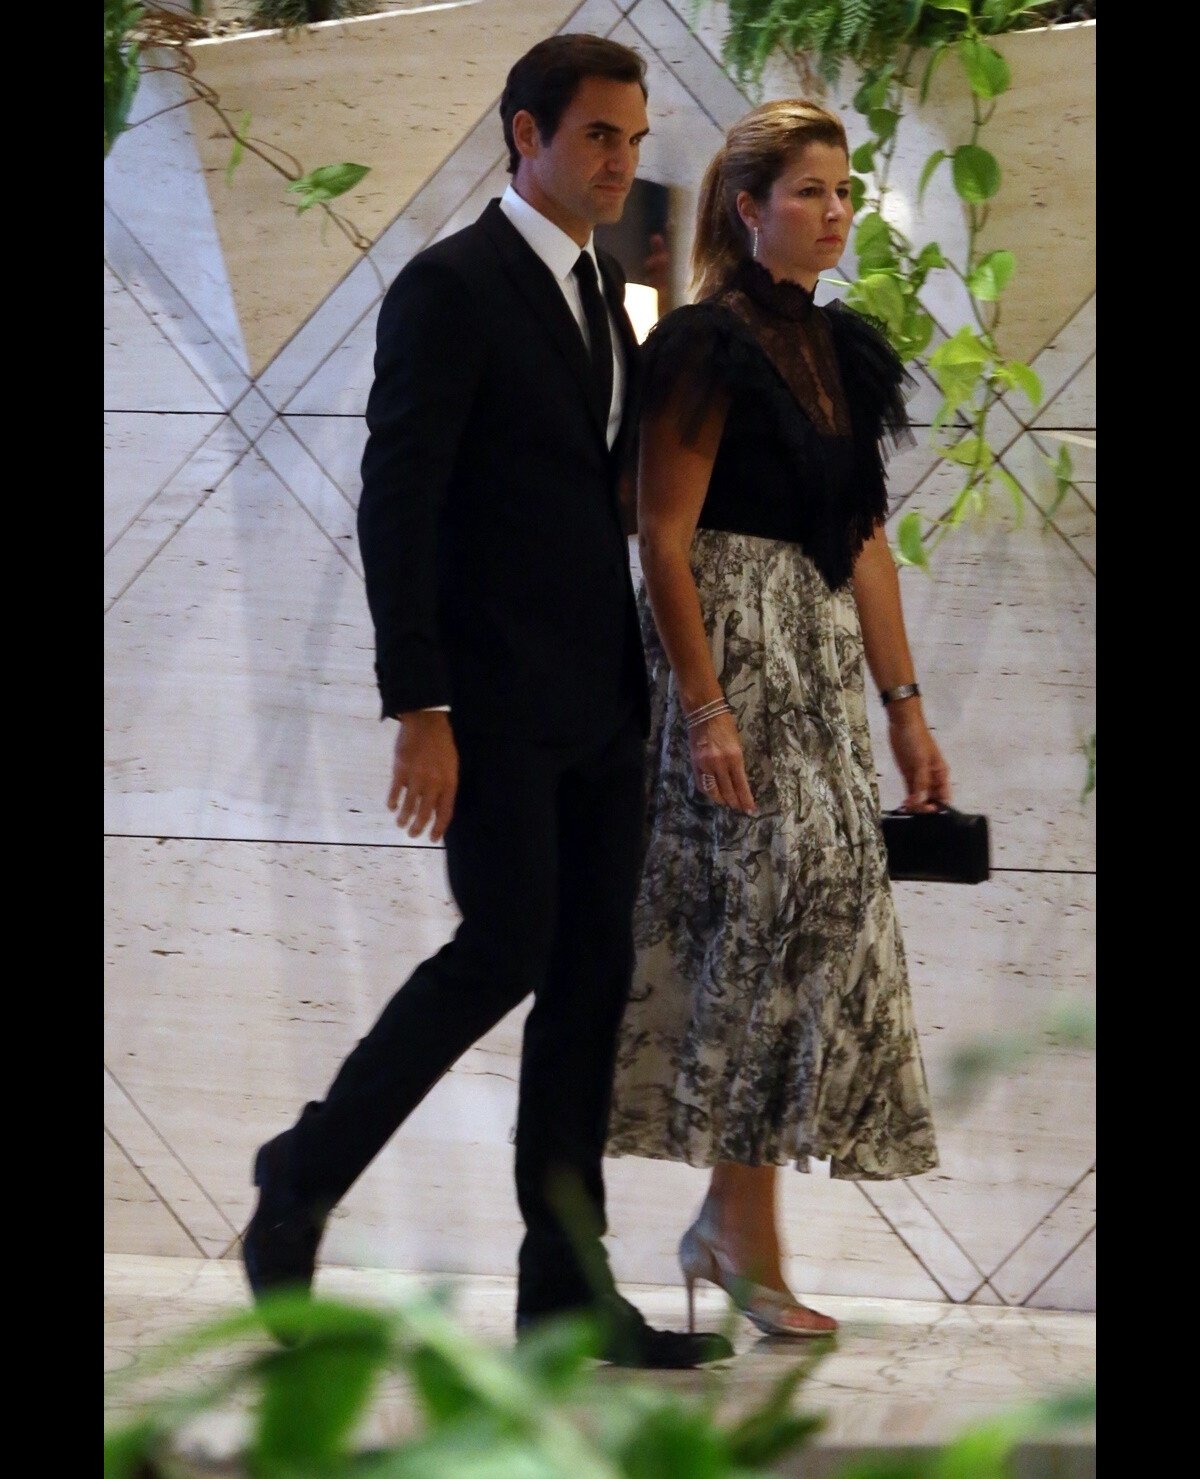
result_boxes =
[513,76,650,244]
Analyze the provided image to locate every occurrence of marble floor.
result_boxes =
[105,1254,1096,1476]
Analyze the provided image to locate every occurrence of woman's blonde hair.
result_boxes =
[691,99,849,299]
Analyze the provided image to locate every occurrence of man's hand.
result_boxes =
[388,711,459,841]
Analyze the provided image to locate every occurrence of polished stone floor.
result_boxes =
[105,1254,1095,1476]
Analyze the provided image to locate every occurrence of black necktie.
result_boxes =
[572,251,613,428]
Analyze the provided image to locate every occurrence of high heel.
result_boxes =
[678,1222,838,1339]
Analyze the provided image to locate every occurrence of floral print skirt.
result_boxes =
[607,530,939,1180]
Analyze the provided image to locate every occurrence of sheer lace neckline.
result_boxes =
[729,259,816,323]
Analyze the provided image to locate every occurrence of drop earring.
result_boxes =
[751,227,760,260]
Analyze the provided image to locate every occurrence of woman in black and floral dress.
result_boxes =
[607,100,951,1337]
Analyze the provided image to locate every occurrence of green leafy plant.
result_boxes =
[706,1,1093,568]
[105,3,374,254]
[104,0,146,156]
[104,1289,1093,1478]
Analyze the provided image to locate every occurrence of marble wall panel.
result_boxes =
[105,411,224,551]
[228,387,278,447]
[254,418,364,569]
[104,65,250,381]
[284,415,371,505]
[105,1133,200,1259]
[105,1069,239,1258]
[988,1171,1095,1308]
[105,265,223,414]
[104,448,400,845]
[1024,1228,1094,1313]
[104,419,253,610]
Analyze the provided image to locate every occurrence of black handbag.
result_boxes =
[881,804,991,884]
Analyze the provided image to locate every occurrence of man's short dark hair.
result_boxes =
[499,34,648,174]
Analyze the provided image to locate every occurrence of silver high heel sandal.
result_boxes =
[678,1222,838,1338]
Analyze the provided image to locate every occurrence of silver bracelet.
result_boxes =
[880,682,921,707]
[685,697,733,730]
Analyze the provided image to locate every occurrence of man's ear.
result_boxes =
[511,109,542,162]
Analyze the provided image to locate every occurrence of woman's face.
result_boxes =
[739,141,852,289]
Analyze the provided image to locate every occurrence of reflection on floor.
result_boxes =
[105,1254,1096,1476]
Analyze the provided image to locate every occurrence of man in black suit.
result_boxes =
[243,33,731,1369]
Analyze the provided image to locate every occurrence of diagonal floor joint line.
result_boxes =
[105,1064,241,1239]
[104,1125,209,1259]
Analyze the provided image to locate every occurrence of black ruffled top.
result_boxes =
[639,259,915,590]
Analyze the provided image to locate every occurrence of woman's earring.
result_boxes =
[751,227,760,260]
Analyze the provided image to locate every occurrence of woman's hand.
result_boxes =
[688,710,757,814]
[887,704,951,813]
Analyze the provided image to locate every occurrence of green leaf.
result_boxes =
[896,511,929,569]
[615,1403,728,1479]
[850,272,907,335]
[927,0,972,11]
[252,1326,389,1468]
[850,175,868,213]
[966,248,1015,300]
[509,1311,600,1392]
[928,326,991,412]
[1039,442,1074,522]
[914,242,947,273]
[917,149,947,206]
[225,109,251,187]
[867,107,900,143]
[952,144,1002,203]
[287,161,371,212]
[854,211,895,270]
[996,465,1026,528]
[103,1419,162,1479]
[851,140,877,174]
[940,435,994,471]
[853,68,893,116]
[993,358,1042,407]
[957,35,1012,98]
[899,310,935,359]
[919,42,951,104]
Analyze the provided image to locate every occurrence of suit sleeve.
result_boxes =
[357,257,487,719]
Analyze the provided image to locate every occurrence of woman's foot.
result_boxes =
[679,1220,838,1338]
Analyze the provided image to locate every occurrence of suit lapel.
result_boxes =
[480,202,608,443]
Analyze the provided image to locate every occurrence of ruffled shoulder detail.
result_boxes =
[638,301,804,449]
[824,301,917,460]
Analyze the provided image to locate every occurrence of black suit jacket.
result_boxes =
[358,200,648,743]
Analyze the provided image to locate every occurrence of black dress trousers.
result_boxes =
[285,707,646,1317]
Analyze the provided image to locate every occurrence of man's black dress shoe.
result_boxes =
[517,1296,733,1370]
[241,1133,327,1309]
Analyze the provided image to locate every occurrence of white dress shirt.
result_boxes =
[499,184,625,451]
